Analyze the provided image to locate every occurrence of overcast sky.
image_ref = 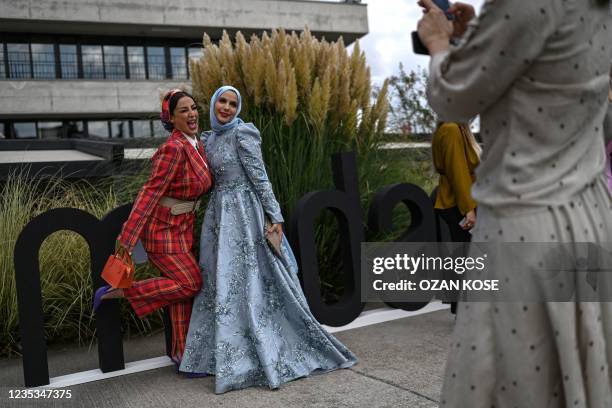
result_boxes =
[347,0,485,85]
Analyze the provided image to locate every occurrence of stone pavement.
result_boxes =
[0,309,455,408]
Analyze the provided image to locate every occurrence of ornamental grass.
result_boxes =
[191,29,388,145]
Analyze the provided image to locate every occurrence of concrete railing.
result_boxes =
[1,0,368,43]
[0,139,124,179]
[0,80,184,120]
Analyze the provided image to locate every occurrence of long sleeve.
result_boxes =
[604,97,612,144]
[118,141,183,250]
[200,130,212,148]
[434,124,477,215]
[606,97,612,191]
[603,77,612,144]
[428,0,565,122]
[235,123,284,224]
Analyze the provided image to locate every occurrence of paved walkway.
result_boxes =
[0,308,455,408]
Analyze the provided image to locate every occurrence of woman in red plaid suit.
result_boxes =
[93,89,213,363]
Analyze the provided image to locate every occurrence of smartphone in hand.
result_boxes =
[434,0,454,19]
[412,0,453,55]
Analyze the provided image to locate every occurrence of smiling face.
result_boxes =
[214,91,238,124]
[170,96,199,136]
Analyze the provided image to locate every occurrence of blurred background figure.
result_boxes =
[418,0,612,406]
[432,121,480,240]
[432,122,480,315]
[606,76,612,192]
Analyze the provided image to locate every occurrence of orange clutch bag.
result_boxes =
[101,246,135,288]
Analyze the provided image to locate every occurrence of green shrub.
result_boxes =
[0,171,165,357]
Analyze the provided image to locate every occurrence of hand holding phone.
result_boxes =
[413,0,453,55]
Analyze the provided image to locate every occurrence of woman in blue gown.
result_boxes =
[179,85,357,394]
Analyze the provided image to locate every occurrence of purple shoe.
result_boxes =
[184,372,208,378]
[171,356,181,373]
[93,285,112,313]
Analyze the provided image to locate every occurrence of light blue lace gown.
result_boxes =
[179,122,357,394]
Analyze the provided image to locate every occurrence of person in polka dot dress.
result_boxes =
[417,0,612,407]
[606,83,611,193]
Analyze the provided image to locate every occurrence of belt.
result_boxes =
[158,196,200,215]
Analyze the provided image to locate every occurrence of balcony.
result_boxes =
[0,80,185,119]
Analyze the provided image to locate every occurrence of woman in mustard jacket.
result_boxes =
[432,122,480,315]
[432,122,481,241]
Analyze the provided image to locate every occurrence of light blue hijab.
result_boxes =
[210,85,244,134]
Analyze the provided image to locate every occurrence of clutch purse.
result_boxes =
[264,219,282,257]
[101,246,135,289]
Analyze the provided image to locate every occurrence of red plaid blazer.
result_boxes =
[118,130,213,254]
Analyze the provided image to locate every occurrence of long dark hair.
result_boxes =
[596,0,608,6]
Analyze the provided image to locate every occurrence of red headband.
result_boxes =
[160,89,184,131]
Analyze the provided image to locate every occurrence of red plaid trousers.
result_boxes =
[123,252,201,360]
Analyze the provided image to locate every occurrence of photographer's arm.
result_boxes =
[605,83,612,144]
[423,0,565,122]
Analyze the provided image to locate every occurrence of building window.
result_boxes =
[127,46,146,80]
[65,121,84,137]
[88,121,109,138]
[31,43,56,79]
[152,119,166,137]
[38,121,63,138]
[0,43,6,79]
[147,47,166,80]
[0,119,172,139]
[60,45,79,79]
[170,47,187,80]
[131,120,153,138]
[188,47,203,62]
[103,45,126,79]
[110,120,128,138]
[1,40,196,81]
[187,47,203,79]
[13,122,37,139]
[82,45,104,79]
[7,43,31,79]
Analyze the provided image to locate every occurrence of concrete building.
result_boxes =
[0,0,368,140]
